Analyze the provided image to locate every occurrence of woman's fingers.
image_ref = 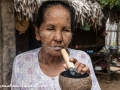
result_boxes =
[82,66,90,74]
[74,61,81,70]
[69,58,77,63]
[69,58,90,74]
[63,58,90,75]
[63,63,68,70]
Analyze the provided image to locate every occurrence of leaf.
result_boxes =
[98,0,120,9]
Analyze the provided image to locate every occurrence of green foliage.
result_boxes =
[98,0,120,9]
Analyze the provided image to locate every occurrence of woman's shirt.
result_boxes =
[11,48,101,90]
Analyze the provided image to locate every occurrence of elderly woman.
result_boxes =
[11,1,101,90]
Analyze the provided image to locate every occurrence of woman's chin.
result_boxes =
[50,51,62,57]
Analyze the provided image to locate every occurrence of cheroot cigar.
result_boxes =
[61,49,77,76]
[61,49,75,68]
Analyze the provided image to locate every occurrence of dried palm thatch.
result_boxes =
[14,0,104,27]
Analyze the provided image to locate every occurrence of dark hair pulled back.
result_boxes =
[34,1,75,33]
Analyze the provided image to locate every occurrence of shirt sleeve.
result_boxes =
[11,56,21,90]
[86,54,101,90]
[11,52,40,90]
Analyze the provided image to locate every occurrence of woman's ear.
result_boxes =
[34,26,40,41]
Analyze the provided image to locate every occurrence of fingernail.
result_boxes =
[81,72,85,75]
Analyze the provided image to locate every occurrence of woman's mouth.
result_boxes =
[52,46,64,51]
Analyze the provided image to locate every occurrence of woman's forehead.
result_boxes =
[44,5,71,20]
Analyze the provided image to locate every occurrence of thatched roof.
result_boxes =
[14,0,104,27]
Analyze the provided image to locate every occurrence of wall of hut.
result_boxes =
[70,27,105,52]
[0,0,15,90]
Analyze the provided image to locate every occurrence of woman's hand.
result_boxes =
[63,58,90,75]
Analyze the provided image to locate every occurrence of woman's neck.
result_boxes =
[38,48,64,66]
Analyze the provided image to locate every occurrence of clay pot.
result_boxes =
[59,70,92,90]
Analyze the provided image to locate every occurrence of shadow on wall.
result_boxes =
[16,21,41,55]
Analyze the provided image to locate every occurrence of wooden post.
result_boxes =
[116,29,118,46]
[117,23,120,46]
[0,0,3,87]
[0,0,16,90]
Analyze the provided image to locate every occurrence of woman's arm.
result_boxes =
[86,55,101,90]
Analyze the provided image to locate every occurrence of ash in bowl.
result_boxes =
[60,69,89,78]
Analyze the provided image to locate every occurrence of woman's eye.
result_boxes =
[46,28,55,30]
[63,29,70,32]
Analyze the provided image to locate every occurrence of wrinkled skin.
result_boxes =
[35,5,89,76]
[35,5,72,57]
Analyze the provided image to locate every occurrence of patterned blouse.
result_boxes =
[11,48,101,90]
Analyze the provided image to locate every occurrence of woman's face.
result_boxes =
[35,5,72,56]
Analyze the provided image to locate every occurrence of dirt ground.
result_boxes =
[97,72,120,90]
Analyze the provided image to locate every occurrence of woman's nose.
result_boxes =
[54,31,62,42]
